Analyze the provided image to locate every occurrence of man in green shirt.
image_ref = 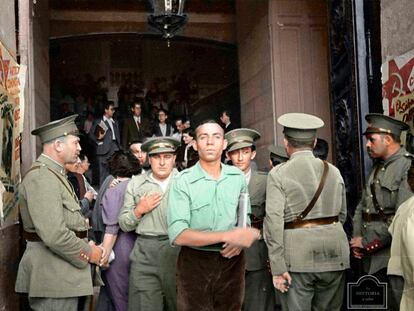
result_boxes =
[226,128,275,311]
[16,115,103,311]
[119,136,180,311]
[168,120,260,311]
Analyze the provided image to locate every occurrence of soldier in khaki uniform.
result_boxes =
[351,114,413,310]
[264,113,349,311]
[118,137,180,311]
[225,128,275,311]
[15,115,103,311]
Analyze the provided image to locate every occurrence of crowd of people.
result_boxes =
[14,101,414,311]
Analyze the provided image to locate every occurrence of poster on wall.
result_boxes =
[0,39,25,229]
[382,48,414,126]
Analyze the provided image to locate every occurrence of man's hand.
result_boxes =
[84,191,94,203]
[88,241,103,265]
[222,227,260,248]
[350,236,363,248]
[350,236,365,259]
[220,245,242,259]
[109,178,120,188]
[134,193,162,218]
[273,272,292,293]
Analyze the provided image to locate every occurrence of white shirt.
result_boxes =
[133,116,141,130]
[103,115,116,140]
[159,123,167,136]
[149,173,172,193]
[244,168,252,185]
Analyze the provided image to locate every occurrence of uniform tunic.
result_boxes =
[243,170,275,311]
[264,150,349,311]
[15,154,92,298]
[353,147,413,274]
[118,169,178,311]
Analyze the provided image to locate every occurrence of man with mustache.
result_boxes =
[15,115,103,310]
[350,113,412,310]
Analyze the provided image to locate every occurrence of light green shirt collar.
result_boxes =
[188,162,241,183]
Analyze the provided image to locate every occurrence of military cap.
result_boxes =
[363,113,409,136]
[141,136,180,155]
[31,114,79,143]
[225,128,261,153]
[278,113,324,141]
[268,145,289,163]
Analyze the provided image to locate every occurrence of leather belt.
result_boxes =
[362,212,394,222]
[284,216,339,229]
[23,230,87,242]
[137,234,169,241]
[251,215,264,230]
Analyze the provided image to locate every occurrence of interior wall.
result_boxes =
[235,0,273,169]
[0,1,20,309]
[381,0,414,62]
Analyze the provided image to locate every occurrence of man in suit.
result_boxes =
[152,108,174,137]
[15,115,103,310]
[220,110,236,133]
[351,114,412,310]
[225,128,275,311]
[264,113,349,311]
[90,102,121,185]
[122,100,150,149]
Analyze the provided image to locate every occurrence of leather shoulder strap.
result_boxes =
[295,160,329,222]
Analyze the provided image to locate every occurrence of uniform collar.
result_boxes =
[289,149,314,159]
[38,153,66,176]
[384,147,408,167]
[144,168,178,183]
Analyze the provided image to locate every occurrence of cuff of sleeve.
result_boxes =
[168,223,189,246]
[105,225,119,235]
[270,260,288,276]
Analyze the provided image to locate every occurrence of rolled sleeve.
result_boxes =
[167,177,191,244]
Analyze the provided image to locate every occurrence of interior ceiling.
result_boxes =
[49,0,235,14]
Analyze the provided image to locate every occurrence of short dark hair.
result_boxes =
[313,138,329,160]
[130,101,142,110]
[107,150,141,178]
[221,110,232,118]
[195,119,223,138]
[382,133,401,144]
[183,127,195,137]
[158,108,168,115]
[104,101,114,110]
[285,137,315,149]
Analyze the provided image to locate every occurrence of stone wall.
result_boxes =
[236,0,273,169]
[381,0,414,61]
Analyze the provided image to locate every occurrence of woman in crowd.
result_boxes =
[98,150,142,311]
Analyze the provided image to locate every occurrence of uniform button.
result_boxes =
[370,195,373,198]
[381,168,385,171]
[363,224,367,228]
[366,209,369,213]
[376,180,380,184]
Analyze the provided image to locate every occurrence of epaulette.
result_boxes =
[256,170,268,176]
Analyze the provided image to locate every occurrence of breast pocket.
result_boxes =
[190,200,212,231]
[380,180,399,210]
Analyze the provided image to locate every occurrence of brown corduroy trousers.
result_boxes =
[176,246,245,311]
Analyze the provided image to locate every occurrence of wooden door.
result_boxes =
[269,0,332,158]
